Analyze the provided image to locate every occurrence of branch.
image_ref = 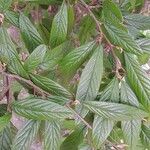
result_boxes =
[66,104,92,130]
[0,72,51,96]
[0,85,11,101]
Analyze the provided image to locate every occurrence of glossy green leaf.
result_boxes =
[60,41,96,78]
[0,0,12,12]
[60,126,84,150]
[50,2,68,48]
[12,98,72,120]
[140,124,150,149]
[0,124,12,150]
[76,45,103,118]
[0,114,11,132]
[12,120,40,150]
[125,53,150,110]
[101,22,142,55]
[4,10,19,27]
[83,101,148,121]
[30,74,72,98]
[19,13,44,53]
[44,120,61,150]
[92,116,114,148]
[0,27,29,79]
[124,14,150,30]
[24,45,47,73]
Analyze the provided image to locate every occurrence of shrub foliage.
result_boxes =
[0,0,150,149]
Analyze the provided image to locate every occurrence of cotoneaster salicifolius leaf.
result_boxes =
[92,77,119,148]
[125,53,150,110]
[19,13,44,53]
[50,1,68,48]
[12,98,72,120]
[12,120,40,150]
[121,81,141,150]
[75,44,103,118]
[0,0,150,149]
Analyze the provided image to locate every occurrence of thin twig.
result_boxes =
[0,85,11,100]
[0,72,51,96]
[79,0,101,32]
[5,76,13,112]
[66,105,92,130]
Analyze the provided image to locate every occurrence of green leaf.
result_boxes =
[0,114,11,132]
[127,25,142,39]
[121,81,141,150]
[67,4,75,34]
[40,42,67,70]
[99,77,120,102]
[0,27,29,79]
[30,74,72,98]
[47,95,70,105]
[19,13,44,53]
[60,41,96,78]
[129,0,136,9]
[78,16,96,44]
[12,98,72,120]
[0,124,12,150]
[24,45,47,73]
[92,116,114,148]
[12,120,40,150]
[101,22,142,55]
[122,120,141,150]
[4,10,19,27]
[125,53,150,110]
[83,101,148,121]
[140,124,150,149]
[10,122,18,140]
[138,53,150,65]
[0,0,12,12]
[92,77,119,148]
[137,38,150,54]
[43,120,61,150]
[76,45,103,118]
[50,2,68,48]
[0,104,7,117]
[121,0,144,12]
[124,14,150,30]
[60,126,84,150]
[120,81,139,106]
[103,0,123,22]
